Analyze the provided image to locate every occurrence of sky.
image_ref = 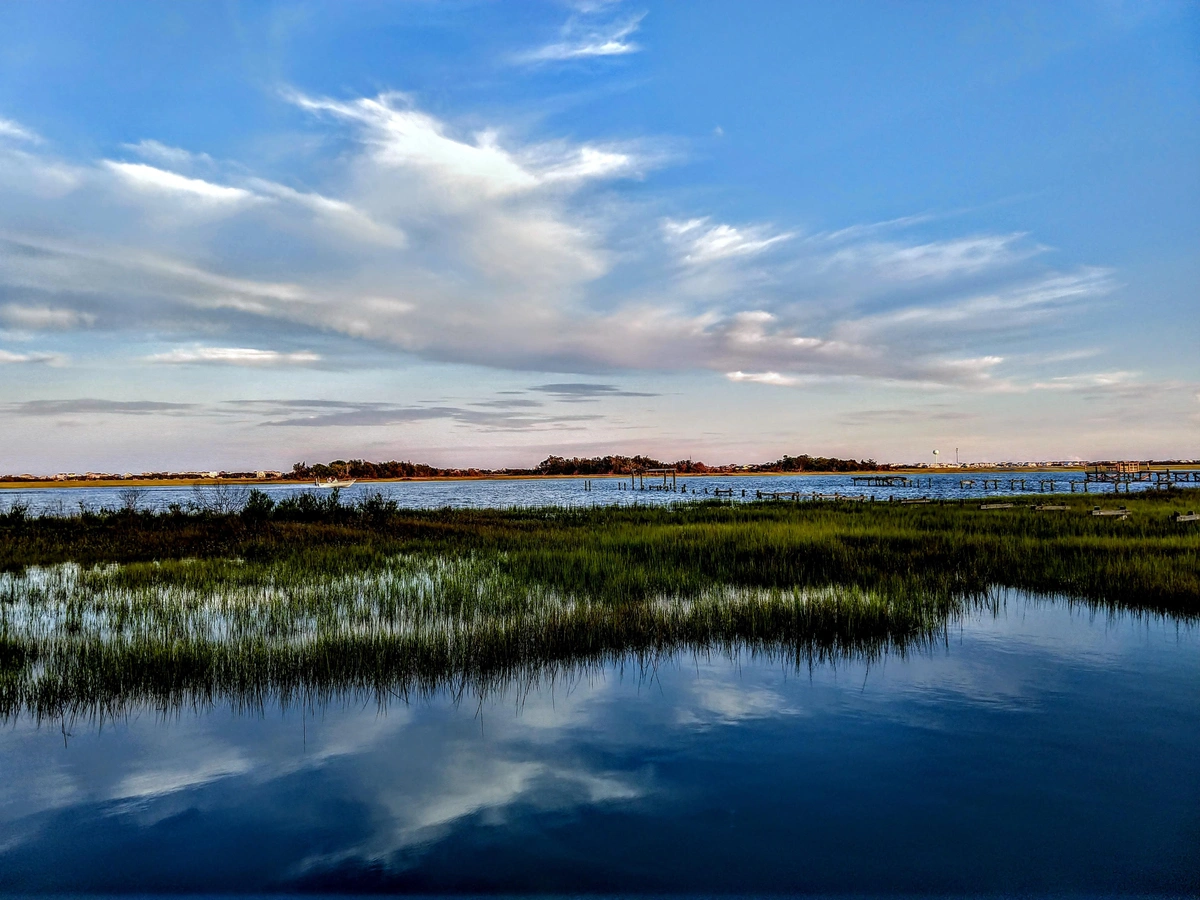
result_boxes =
[0,0,1197,472]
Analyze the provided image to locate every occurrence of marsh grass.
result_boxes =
[7,489,1196,608]
[0,556,967,722]
[1,489,1196,720]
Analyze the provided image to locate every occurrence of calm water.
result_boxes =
[1,595,1196,895]
[0,470,1154,516]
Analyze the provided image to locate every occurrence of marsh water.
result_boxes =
[0,470,1158,516]
[2,593,1197,895]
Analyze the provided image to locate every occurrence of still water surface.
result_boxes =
[0,470,1152,516]
[1,595,1196,894]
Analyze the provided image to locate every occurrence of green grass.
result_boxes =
[1,557,965,722]
[3,488,1197,610]
[1,489,1196,720]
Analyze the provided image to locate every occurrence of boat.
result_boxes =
[314,477,356,488]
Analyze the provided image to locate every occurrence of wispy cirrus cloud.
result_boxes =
[0,349,64,365]
[147,347,322,366]
[7,399,195,415]
[663,217,794,265]
[246,399,600,431]
[0,87,1124,398]
[121,139,214,170]
[516,12,645,63]
[1,304,95,330]
[103,161,255,205]
[725,371,800,387]
[0,116,40,144]
[531,383,656,400]
[819,232,1041,282]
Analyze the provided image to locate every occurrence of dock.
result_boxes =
[853,475,914,487]
[1081,463,1200,493]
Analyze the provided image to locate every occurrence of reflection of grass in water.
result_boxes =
[1,556,966,721]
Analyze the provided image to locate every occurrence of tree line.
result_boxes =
[290,453,886,480]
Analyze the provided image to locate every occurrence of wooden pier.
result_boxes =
[853,475,913,487]
[757,490,801,501]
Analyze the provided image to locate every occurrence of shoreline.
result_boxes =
[0,466,1102,490]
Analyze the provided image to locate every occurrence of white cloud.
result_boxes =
[103,161,255,204]
[147,347,321,366]
[0,89,1134,397]
[833,269,1113,346]
[244,177,407,247]
[821,233,1037,281]
[726,371,800,387]
[289,92,540,198]
[663,217,794,264]
[0,304,95,330]
[289,90,645,201]
[121,139,214,169]
[517,13,645,62]
[1030,370,1139,391]
[0,116,40,143]
[0,349,63,365]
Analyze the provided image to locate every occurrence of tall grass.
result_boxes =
[1,489,1196,721]
[0,556,965,722]
[4,489,1195,611]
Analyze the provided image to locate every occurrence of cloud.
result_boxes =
[121,139,214,170]
[840,407,979,425]
[288,90,645,200]
[147,346,322,366]
[1029,370,1140,392]
[103,161,255,205]
[663,217,794,264]
[247,399,601,431]
[0,349,63,365]
[831,269,1113,349]
[0,116,40,143]
[820,233,1038,281]
[0,89,1127,395]
[242,178,407,247]
[8,399,196,415]
[0,304,95,331]
[531,383,656,399]
[517,12,645,63]
[725,371,800,387]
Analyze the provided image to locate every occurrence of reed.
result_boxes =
[0,557,965,721]
[3,488,1197,611]
[1,489,1195,720]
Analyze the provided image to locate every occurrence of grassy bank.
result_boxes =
[1,558,963,721]
[2,488,1197,611]
[1,490,1195,719]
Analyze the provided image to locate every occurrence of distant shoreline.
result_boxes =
[0,466,1099,490]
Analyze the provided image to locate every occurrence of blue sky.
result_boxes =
[0,0,1196,471]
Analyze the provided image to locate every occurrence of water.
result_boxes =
[0,471,1155,516]
[1,595,1196,895]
